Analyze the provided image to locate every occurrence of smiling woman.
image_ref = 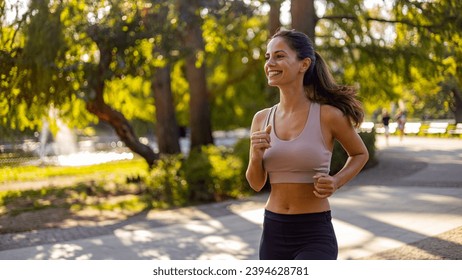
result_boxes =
[246,29,369,260]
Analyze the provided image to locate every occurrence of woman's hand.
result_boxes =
[246,124,272,191]
[313,173,339,198]
[250,125,272,159]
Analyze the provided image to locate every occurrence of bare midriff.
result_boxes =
[265,183,331,214]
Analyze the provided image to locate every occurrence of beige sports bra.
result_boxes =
[262,102,332,184]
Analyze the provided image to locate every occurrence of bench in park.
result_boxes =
[448,123,462,135]
[359,122,375,133]
[375,122,397,134]
[424,122,449,135]
[403,122,422,134]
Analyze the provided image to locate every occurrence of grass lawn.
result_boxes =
[0,158,155,233]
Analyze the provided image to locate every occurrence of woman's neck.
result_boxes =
[278,86,309,112]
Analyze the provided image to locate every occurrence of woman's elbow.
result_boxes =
[245,173,265,192]
[249,184,264,192]
[360,148,369,167]
[363,146,369,159]
[246,181,263,192]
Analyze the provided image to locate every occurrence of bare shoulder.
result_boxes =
[320,104,347,123]
[320,104,367,161]
[251,107,273,132]
[320,104,354,140]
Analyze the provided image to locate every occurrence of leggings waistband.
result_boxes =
[264,209,332,223]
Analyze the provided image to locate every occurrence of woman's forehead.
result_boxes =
[266,37,293,53]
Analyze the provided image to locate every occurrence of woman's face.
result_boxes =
[264,37,307,87]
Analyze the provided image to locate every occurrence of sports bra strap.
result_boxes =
[263,105,276,130]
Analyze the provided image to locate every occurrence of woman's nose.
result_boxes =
[266,57,276,66]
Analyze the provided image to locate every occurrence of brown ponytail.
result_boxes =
[307,51,364,127]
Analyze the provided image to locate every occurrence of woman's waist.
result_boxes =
[266,184,330,214]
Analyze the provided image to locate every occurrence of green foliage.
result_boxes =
[105,76,155,122]
[232,137,251,183]
[204,14,271,130]
[143,154,188,208]
[207,145,248,198]
[330,130,377,175]
[389,0,462,121]
[315,0,462,121]
[170,61,190,127]
[182,147,215,202]
[142,143,252,206]
[1,0,270,144]
[183,145,245,202]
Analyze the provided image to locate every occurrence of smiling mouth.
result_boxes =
[268,70,282,78]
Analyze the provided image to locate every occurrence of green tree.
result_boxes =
[177,0,213,149]
[0,0,268,166]
[204,3,270,130]
[83,1,159,166]
[1,0,159,165]
[272,0,462,122]
[392,0,462,122]
[147,2,181,155]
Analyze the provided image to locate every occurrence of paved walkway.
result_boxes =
[0,135,461,260]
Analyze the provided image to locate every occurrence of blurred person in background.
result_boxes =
[382,109,391,145]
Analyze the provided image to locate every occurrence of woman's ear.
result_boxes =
[300,57,311,73]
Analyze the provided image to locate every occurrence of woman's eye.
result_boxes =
[264,55,284,61]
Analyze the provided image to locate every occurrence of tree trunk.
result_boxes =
[453,88,462,123]
[268,0,282,37]
[151,53,181,155]
[87,99,158,168]
[291,0,317,39]
[181,2,213,150]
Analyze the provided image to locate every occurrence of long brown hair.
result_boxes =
[271,29,364,127]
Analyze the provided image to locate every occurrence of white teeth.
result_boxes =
[268,70,281,77]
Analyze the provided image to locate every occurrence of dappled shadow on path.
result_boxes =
[332,186,462,259]
[0,197,265,260]
[334,137,462,259]
[363,226,462,260]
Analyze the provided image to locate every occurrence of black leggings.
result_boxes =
[259,209,338,260]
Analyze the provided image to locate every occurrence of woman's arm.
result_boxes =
[313,105,369,198]
[246,109,272,192]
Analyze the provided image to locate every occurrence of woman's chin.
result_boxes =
[267,80,278,86]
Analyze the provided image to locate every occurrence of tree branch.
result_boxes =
[320,14,456,33]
